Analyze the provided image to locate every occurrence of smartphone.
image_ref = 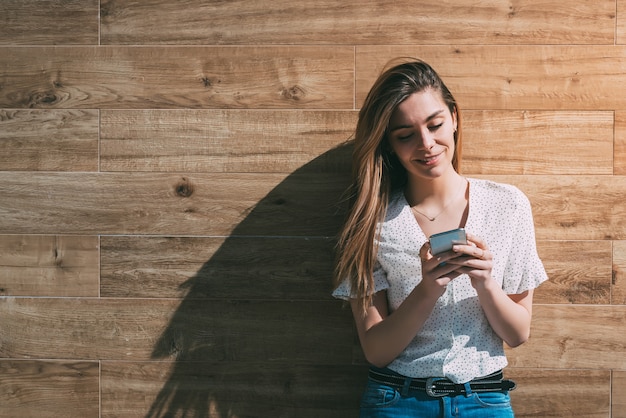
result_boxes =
[429,228,467,255]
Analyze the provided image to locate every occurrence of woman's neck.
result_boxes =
[404,172,469,234]
[405,172,466,207]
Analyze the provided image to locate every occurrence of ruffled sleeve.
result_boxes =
[332,261,390,301]
[501,190,548,294]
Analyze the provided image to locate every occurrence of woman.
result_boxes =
[333,59,548,417]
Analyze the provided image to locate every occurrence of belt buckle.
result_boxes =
[425,377,448,397]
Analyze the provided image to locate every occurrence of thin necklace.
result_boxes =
[410,179,467,222]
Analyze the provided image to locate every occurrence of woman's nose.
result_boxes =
[418,131,436,149]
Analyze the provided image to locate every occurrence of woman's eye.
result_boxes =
[397,133,413,141]
[428,123,443,132]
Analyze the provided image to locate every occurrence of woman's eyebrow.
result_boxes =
[389,109,445,132]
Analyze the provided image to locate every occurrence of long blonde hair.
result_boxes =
[334,58,463,314]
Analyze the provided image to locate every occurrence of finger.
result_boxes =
[420,242,433,261]
[475,248,493,261]
[432,253,466,271]
[465,232,487,250]
[429,249,466,269]
[463,233,492,260]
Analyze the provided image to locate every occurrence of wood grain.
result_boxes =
[615,111,626,175]
[99,236,610,303]
[0,170,351,236]
[618,0,626,45]
[507,368,610,417]
[101,236,335,300]
[0,109,99,171]
[488,175,626,241]
[0,47,354,109]
[5,300,626,369]
[535,240,612,305]
[507,305,626,369]
[101,362,365,418]
[0,298,355,362]
[356,46,626,110]
[613,370,626,418]
[462,111,613,175]
[613,241,626,305]
[0,360,99,418]
[100,109,356,172]
[0,235,99,297]
[0,0,98,45]
[100,0,615,45]
[3,173,624,239]
[100,109,612,175]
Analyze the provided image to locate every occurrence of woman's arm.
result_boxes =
[448,232,534,347]
[475,284,533,347]
[350,290,435,368]
[350,248,464,368]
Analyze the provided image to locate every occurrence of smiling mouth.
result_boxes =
[417,153,442,164]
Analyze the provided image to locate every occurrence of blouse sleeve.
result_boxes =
[501,190,548,294]
[332,261,390,301]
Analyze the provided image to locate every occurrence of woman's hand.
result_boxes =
[446,232,494,290]
[418,241,464,297]
[421,232,534,348]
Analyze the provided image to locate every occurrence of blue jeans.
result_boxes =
[359,372,514,418]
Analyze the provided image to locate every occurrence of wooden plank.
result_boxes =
[615,111,626,175]
[534,240,612,305]
[0,46,354,109]
[484,175,626,241]
[506,305,626,369]
[462,111,613,175]
[2,173,623,239]
[617,0,626,45]
[99,236,610,303]
[356,46,626,110]
[101,236,335,299]
[614,370,626,418]
[0,169,351,236]
[0,360,99,418]
[100,0,614,45]
[0,109,99,171]
[100,109,356,172]
[101,362,365,418]
[0,298,355,362]
[101,109,612,175]
[613,241,626,305]
[0,0,99,45]
[507,368,610,417]
[0,235,99,297]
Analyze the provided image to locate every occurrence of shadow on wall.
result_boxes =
[144,142,367,418]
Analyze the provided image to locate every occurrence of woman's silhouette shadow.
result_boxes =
[145,141,368,418]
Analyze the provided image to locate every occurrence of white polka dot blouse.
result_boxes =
[333,178,549,384]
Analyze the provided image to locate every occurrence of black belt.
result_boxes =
[368,368,516,397]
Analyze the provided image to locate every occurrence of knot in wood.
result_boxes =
[175,177,194,198]
[201,76,221,88]
[281,85,305,101]
[273,197,287,205]
[30,91,59,107]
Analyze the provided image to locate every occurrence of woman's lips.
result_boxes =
[417,152,442,166]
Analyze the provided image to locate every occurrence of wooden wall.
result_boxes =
[1,0,625,417]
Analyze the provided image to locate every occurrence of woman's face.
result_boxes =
[387,89,457,181]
